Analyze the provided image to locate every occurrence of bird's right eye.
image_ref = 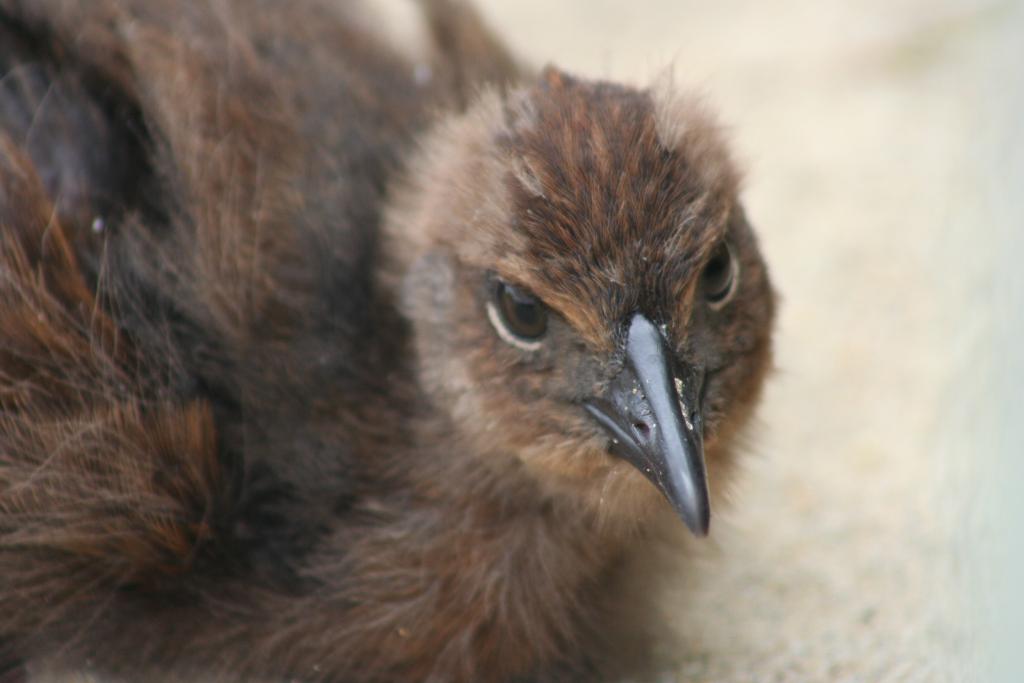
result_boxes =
[487,280,549,350]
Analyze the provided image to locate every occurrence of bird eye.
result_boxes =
[701,242,738,308]
[487,280,548,350]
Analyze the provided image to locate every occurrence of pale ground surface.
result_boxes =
[468,1,1021,681]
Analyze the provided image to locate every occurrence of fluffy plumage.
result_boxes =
[0,1,774,681]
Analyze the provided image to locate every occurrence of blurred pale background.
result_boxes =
[458,1,1020,681]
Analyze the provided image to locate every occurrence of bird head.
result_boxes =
[384,68,775,536]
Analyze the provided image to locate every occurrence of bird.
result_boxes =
[0,1,775,682]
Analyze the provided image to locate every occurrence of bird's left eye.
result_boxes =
[701,241,739,309]
[487,280,548,350]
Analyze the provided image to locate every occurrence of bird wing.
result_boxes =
[0,0,426,669]
[0,3,267,664]
[0,98,226,650]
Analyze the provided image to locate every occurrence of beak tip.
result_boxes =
[688,510,711,538]
[676,491,711,537]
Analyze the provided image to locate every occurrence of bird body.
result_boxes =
[0,2,774,681]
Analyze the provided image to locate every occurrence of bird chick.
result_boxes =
[0,1,775,682]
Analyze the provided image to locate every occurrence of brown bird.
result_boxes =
[0,1,775,682]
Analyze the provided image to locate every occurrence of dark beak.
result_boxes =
[583,314,710,536]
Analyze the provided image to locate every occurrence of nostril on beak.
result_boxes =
[632,420,651,440]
